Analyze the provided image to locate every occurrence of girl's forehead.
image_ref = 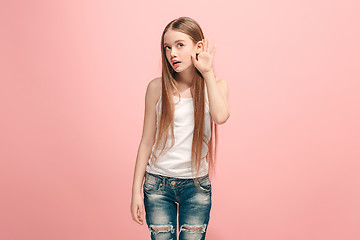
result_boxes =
[164,30,191,44]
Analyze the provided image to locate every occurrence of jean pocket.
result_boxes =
[195,175,212,192]
[143,173,161,192]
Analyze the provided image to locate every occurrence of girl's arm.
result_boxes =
[203,71,230,125]
[130,78,159,225]
[131,78,159,195]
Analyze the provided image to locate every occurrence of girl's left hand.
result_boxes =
[191,37,216,75]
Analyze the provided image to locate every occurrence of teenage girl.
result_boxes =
[130,16,230,239]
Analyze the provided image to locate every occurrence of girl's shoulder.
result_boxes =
[147,77,162,104]
[149,76,162,87]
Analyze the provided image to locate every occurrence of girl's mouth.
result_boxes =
[173,61,181,67]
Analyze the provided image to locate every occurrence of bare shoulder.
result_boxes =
[149,76,162,86]
[141,77,162,147]
[147,77,161,99]
[146,77,162,104]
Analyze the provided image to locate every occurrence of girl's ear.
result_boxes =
[195,40,204,54]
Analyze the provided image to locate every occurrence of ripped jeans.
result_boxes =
[143,171,212,240]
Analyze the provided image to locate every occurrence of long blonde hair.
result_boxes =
[149,16,218,180]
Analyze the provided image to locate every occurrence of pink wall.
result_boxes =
[1,0,359,239]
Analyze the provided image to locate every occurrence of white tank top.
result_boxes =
[145,82,212,178]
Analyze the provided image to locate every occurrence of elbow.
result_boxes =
[213,111,230,125]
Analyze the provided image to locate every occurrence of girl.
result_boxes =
[130,16,230,239]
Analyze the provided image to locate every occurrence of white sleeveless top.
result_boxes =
[145,82,212,178]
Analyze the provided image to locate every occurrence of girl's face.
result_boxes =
[163,30,201,72]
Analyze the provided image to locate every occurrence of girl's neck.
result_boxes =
[175,66,196,87]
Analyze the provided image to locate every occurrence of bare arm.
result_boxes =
[131,78,159,195]
[130,78,160,225]
[203,71,230,125]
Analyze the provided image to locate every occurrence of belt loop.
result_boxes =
[161,177,165,189]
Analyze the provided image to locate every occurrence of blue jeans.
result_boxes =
[143,171,212,240]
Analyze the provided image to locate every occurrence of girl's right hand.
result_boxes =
[130,192,145,225]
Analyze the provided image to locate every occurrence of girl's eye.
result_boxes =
[165,43,184,50]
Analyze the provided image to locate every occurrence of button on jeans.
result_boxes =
[143,171,212,240]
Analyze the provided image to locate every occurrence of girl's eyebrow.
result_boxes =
[164,39,185,46]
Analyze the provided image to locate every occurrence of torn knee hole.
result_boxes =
[183,226,203,230]
[151,226,171,231]
[150,225,174,233]
[180,224,206,233]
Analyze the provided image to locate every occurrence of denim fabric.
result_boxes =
[143,171,212,240]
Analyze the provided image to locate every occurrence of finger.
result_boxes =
[135,217,142,225]
[131,208,138,221]
[132,210,140,224]
[138,205,144,223]
[134,214,140,224]
[192,52,197,62]
[138,208,143,218]
[207,38,210,52]
[212,44,216,56]
[204,37,208,52]
[135,210,143,225]
[132,206,142,225]
[139,213,144,224]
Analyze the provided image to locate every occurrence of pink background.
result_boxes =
[1,0,359,239]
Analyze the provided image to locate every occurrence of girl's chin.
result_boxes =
[173,63,190,72]
[173,66,181,72]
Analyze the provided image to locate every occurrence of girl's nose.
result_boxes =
[170,49,177,57]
